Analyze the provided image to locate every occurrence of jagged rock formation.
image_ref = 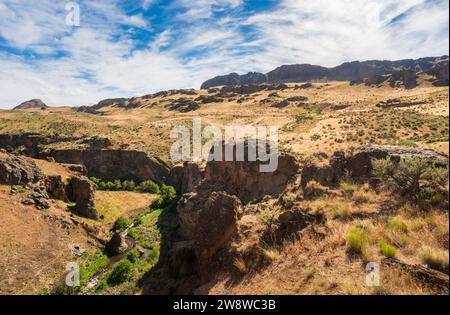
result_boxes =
[13,99,48,110]
[376,99,427,109]
[427,60,449,86]
[0,133,170,184]
[201,56,448,89]
[44,175,67,201]
[0,152,44,185]
[65,176,98,220]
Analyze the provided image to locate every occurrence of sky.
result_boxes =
[0,0,448,108]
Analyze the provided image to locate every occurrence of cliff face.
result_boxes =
[43,149,170,183]
[200,56,449,88]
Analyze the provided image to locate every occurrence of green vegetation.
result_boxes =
[257,206,281,233]
[387,218,408,233]
[107,260,134,286]
[372,157,449,203]
[379,240,398,258]
[151,184,177,208]
[347,226,369,255]
[90,177,161,194]
[112,216,131,232]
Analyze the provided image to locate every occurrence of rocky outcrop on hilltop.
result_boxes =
[201,72,268,89]
[65,176,98,220]
[427,60,449,86]
[267,64,329,83]
[201,56,448,88]
[13,99,48,110]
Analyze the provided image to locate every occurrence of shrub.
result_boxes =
[353,191,370,204]
[113,216,130,231]
[421,247,449,273]
[126,250,141,263]
[340,181,355,195]
[152,184,177,208]
[347,226,369,254]
[387,218,408,233]
[107,260,134,285]
[331,204,351,219]
[372,157,449,202]
[138,180,160,194]
[379,240,397,258]
[232,258,247,274]
[257,206,281,233]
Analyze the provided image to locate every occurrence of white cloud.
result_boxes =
[0,0,448,108]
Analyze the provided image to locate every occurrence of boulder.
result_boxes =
[105,231,129,256]
[178,190,243,259]
[65,176,98,220]
[0,153,44,185]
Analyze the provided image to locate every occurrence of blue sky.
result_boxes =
[0,0,448,108]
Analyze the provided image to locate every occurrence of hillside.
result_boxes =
[0,75,448,295]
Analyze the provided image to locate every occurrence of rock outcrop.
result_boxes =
[106,231,129,256]
[201,72,267,89]
[201,56,447,88]
[267,64,329,83]
[427,60,449,86]
[44,149,170,184]
[300,145,449,188]
[44,175,67,201]
[65,176,98,220]
[13,99,48,110]
[178,191,243,261]
[0,152,44,185]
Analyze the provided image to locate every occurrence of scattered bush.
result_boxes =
[347,226,369,255]
[372,157,449,202]
[257,206,281,233]
[113,216,130,231]
[90,177,161,194]
[126,249,141,263]
[107,260,134,285]
[151,184,177,208]
[379,240,397,258]
[353,191,370,204]
[420,247,449,273]
[387,218,408,233]
[137,180,160,194]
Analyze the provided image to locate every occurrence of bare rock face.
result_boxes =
[0,153,44,185]
[388,70,418,89]
[45,149,170,184]
[13,99,48,110]
[105,231,129,256]
[65,176,98,220]
[178,191,243,259]
[167,162,205,194]
[203,144,299,203]
[427,60,449,86]
[44,175,67,201]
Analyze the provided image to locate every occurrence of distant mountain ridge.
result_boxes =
[200,56,449,89]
